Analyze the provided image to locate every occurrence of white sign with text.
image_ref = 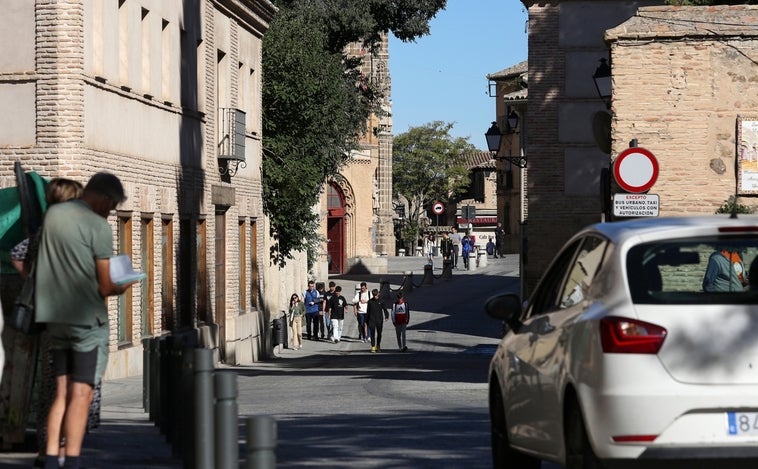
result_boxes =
[613,193,659,217]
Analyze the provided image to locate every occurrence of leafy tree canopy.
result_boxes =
[262,0,446,267]
[392,121,475,246]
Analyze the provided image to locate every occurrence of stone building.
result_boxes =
[486,60,528,256]
[0,0,296,382]
[519,0,662,293]
[519,1,758,294]
[606,5,758,212]
[316,36,394,277]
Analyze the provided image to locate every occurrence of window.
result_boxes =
[140,216,154,337]
[627,236,758,304]
[559,236,608,309]
[161,217,174,332]
[526,239,582,318]
[117,215,133,346]
[238,219,246,314]
[197,218,208,323]
[250,219,259,309]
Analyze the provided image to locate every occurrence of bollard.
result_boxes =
[194,348,215,469]
[478,247,488,267]
[467,252,476,271]
[180,347,195,466]
[167,337,182,449]
[378,278,392,306]
[247,415,277,469]
[149,336,160,423]
[158,336,172,433]
[402,271,414,294]
[142,337,151,413]
[215,371,239,469]
[422,264,434,285]
[442,259,453,279]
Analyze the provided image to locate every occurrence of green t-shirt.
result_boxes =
[35,200,113,327]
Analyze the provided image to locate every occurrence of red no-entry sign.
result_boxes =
[613,147,659,193]
[432,201,445,215]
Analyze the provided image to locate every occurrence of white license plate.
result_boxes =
[727,412,758,436]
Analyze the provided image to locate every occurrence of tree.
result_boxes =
[392,121,475,249]
[262,0,446,267]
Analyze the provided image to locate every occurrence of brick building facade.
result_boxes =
[0,0,297,382]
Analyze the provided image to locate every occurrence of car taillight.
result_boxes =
[600,316,667,354]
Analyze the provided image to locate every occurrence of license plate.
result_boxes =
[727,412,758,436]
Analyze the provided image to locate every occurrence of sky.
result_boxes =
[388,0,529,150]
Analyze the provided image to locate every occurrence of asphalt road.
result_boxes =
[230,256,565,468]
[0,255,565,468]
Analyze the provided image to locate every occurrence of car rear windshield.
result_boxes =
[627,236,758,305]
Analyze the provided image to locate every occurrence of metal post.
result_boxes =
[247,416,276,469]
[194,348,215,469]
[158,336,171,433]
[422,264,434,285]
[442,259,453,279]
[149,336,160,423]
[180,347,195,467]
[142,337,151,413]
[402,271,413,294]
[215,371,239,469]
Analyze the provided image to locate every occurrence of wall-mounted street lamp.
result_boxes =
[506,109,519,133]
[592,58,612,110]
[485,121,526,168]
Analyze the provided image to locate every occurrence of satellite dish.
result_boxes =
[592,111,612,154]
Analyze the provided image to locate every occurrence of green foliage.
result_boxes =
[392,121,476,244]
[715,196,754,215]
[262,0,446,267]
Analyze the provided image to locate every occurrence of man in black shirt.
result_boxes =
[326,285,348,343]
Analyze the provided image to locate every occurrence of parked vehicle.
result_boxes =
[487,216,758,469]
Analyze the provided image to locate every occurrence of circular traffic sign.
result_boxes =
[432,201,445,215]
[613,147,659,193]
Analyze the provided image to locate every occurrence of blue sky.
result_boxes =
[389,0,528,150]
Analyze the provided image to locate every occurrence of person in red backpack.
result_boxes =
[391,291,410,352]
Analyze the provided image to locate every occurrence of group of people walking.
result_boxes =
[287,281,410,352]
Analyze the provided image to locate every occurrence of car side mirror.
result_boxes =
[485,293,523,331]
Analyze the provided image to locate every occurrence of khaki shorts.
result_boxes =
[47,322,109,385]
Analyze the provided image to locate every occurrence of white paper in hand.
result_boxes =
[110,254,146,285]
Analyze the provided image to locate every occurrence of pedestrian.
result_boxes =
[366,289,388,352]
[353,282,370,342]
[462,233,473,269]
[287,293,305,350]
[303,280,321,340]
[326,285,348,343]
[315,282,327,340]
[424,234,434,264]
[486,236,495,257]
[449,227,462,268]
[494,222,506,258]
[439,231,453,264]
[323,281,336,340]
[391,291,410,352]
[35,172,136,469]
[703,247,747,292]
[7,178,101,468]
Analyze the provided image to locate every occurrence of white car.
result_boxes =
[487,216,758,469]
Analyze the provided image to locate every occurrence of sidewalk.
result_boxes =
[0,254,519,468]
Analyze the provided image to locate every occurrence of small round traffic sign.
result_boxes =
[613,147,659,193]
[432,201,445,215]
